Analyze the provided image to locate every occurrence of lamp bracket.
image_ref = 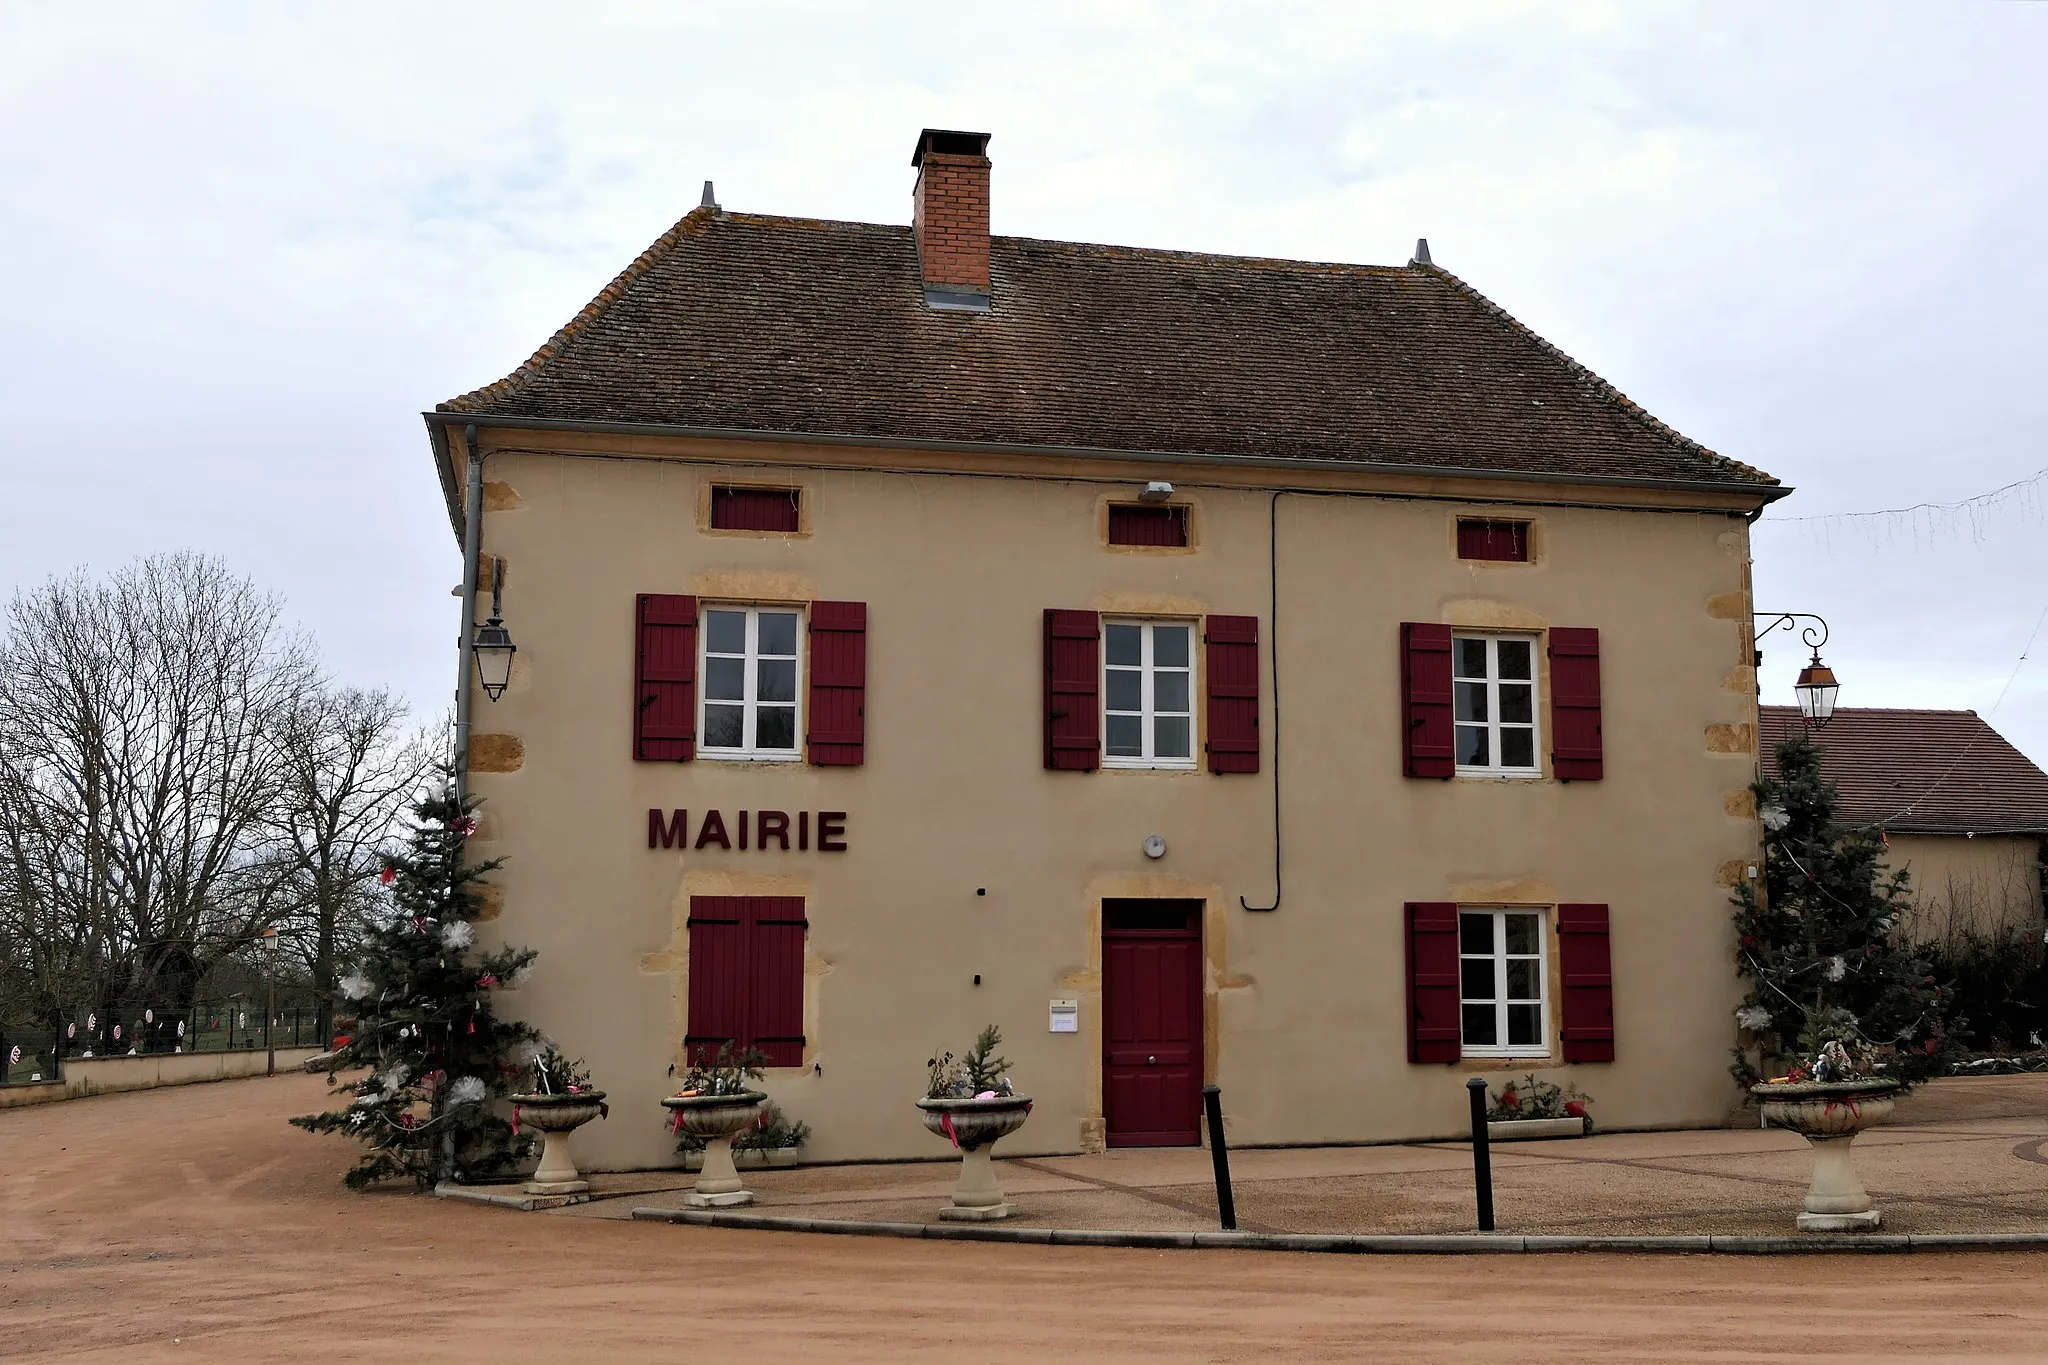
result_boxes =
[1752,611,1829,656]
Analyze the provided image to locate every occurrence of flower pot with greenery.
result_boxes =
[1484,1074,1592,1141]
[916,1026,1032,1222]
[1751,1036,1900,1231]
[661,1044,770,1207]
[1734,734,1953,1231]
[508,1045,607,1196]
[677,1101,810,1171]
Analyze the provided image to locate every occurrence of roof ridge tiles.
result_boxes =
[1761,705,1984,718]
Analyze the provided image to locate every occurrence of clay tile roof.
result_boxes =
[439,208,1779,491]
[1760,706,2048,835]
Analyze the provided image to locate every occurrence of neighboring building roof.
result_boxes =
[438,208,1779,493]
[1760,706,2048,835]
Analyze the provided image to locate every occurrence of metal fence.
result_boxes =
[1,1002,333,1085]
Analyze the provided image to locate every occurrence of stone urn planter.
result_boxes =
[510,1091,607,1196]
[663,1092,769,1207]
[916,1095,1033,1221]
[1752,1078,1900,1231]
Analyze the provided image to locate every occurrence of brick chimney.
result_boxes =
[911,129,992,311]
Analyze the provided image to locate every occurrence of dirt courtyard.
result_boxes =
[5,1073,2048,1363]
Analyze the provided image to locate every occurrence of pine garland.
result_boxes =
[291,776,539,1189]
[1731,733,1958,1090]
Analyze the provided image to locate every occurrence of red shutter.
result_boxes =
[1044,609,1100,771]
[711,486,800,532]
[635,594,698,762]
[1405,902,1462,1063]
[1204,615,1259,774]
[685,897,747,1062]
[687,896,809,1067]
[1400,623,1455,779]
[1549,627,1604,781]
[807,601,866,767]
[1557,903,1615,1062]
[1108,504,1189,547]
[749,897,809,1067]
[1456,519,1530,562]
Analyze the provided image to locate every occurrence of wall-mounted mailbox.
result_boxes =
[1049,999,1079,1033]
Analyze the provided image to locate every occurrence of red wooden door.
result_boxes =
[1102,900,1204,1147]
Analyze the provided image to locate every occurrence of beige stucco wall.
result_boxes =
[1887,832,2043,942]
[0,1047,326,1109]
[458,431,1764,1170]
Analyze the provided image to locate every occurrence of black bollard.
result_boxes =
[1202,1084,1237,1231]
[1467,1076,1494,1232]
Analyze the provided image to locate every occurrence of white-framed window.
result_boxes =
[1454,634,1540,775]
[1102,619,1196,769]
[1460,907,1548,1057]
[700,605,802,760]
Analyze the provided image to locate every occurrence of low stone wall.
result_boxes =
[0,1046,326,1109]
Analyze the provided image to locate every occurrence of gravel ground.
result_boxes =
[3,1071,2047,1362]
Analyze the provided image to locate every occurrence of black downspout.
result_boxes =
[453,423,485,803]
[1242,491,1282,912]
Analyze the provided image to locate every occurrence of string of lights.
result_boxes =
[1859,596,2048,830]
[1763,463,2048,547]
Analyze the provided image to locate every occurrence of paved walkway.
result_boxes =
[561,1074,2048,1237]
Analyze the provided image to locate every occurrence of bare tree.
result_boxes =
[0,554,316,1032]
[267,689,436,1036]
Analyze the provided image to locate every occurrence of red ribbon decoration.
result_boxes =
[1822,1097,1862,1121]
[511,1105,520,1136]
[940,1112,959,1149]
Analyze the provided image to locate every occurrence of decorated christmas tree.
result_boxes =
[291,776,539,1189]
[1731,732,1956,1089]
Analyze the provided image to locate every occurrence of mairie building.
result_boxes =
[426,129,1784,1171]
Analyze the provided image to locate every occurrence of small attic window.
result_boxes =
[711,486,801,533]
[1109,504,1189,548]
[1457,519,1530,563]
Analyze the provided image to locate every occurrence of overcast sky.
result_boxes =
[4,1,2046,763]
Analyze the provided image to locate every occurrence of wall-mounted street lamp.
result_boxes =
[1754,611,1839,730]
[472,557,516,703]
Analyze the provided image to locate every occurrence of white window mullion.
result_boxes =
[1494,944,1512,1052]
[1140,625,1155,760]
[743,610,762,751]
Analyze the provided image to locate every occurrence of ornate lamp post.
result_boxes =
[1754,612,1840,730]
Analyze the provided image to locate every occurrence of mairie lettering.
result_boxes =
[647,809,848,853]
